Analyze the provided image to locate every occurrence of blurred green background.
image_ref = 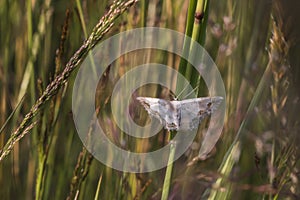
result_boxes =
[1,0,300,199]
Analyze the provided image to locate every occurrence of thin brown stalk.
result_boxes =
[66,147,93,200]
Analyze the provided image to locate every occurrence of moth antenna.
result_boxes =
[176,83,191,100]
[181,85,200,99]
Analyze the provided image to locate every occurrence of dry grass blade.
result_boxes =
[0,94,26,135]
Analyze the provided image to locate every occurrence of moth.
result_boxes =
[136,96,223,131]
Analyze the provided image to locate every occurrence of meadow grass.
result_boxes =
[0,0,300,199]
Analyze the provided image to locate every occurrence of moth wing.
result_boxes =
[136,96,223,131]
[136,97,161,119]
[179,97,223,130]
[137,97,179,130]
[137,97,178,130]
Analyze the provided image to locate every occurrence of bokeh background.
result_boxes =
[1,0,300,199]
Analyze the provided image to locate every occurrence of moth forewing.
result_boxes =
[137,97,180,131]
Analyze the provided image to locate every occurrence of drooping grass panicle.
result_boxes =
[0,0,139,162]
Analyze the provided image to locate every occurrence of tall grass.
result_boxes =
[0,0,300,199]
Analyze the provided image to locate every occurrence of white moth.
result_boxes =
[136,96,223,131]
